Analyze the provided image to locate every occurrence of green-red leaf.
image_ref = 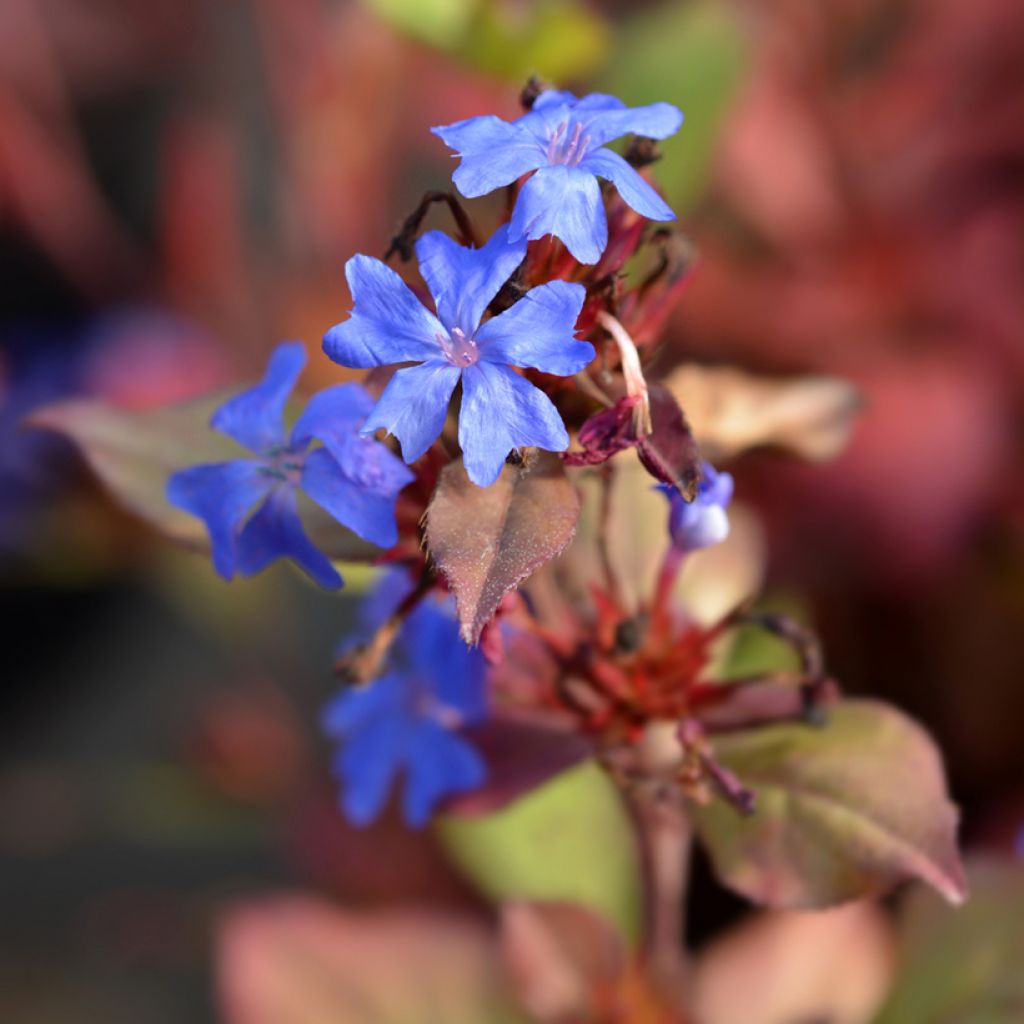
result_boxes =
[691,699,967,908]
[425,450,580,644]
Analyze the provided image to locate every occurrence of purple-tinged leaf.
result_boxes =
[636,384,701,500]
[691,699,967,909]
[562,395,641,468]
[425,450,581,644]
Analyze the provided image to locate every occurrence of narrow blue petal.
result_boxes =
[431,115,546,198]
[362,360,461,465]
[532,89,580,110]
[335,714,408,826]
[166,460,274,579]
[300,447,404,549]
[402,722,487,827]
[290,382,375,460]
[210,343,305,454]
[415,226,527,335]
[458,362,570,487]
[509,165,607,264]
[324,255,445,369]
[400,602,488,721]
[581,101,683,149]
[235,486,342,589]
[578,148,676,222]
[475,280,592,375]
[322,672,404,737]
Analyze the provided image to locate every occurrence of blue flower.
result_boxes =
[323,597,488,827]
[167,342,413,589]
[323,226,593,487]
[432,90,683,264]
[661,462,733,552]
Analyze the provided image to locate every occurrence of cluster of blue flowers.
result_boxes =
[166,88,739,828]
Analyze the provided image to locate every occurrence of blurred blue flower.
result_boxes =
[661,462,734,552]
[167,342,413,589]
[432,90,683,264]
[323,226,592,486]
[323,597,488,827]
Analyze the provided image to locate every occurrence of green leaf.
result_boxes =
[27,396,379,562]
[437,761,644,944]
[874,861,1024,1024]
[362,0,478,49]
[692,699,967,908]
[600,0,748,212]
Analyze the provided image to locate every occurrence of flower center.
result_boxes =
[546,120,590,168]
[438,325,479,368]
[262,446,305,486]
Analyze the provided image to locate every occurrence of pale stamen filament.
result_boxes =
[597,311,653,436]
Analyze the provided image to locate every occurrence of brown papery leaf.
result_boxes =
[636,383,701,500]
[426,451,581,644]
[667,364,861,463]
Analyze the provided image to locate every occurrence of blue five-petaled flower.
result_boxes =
[166,342,413,589]
[432,90,683,264]
[661,461,734,553]
[323,594,488,827]
[323,226,594,487]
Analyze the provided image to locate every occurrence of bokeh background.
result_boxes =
[2,0,1023,1019]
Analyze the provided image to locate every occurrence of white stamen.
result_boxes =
[597,311,652,436]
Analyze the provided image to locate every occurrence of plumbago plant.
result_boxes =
[35,83,968,1020]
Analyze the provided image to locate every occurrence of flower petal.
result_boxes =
[458,362,570,486]
[166,460,274,579]
[401,601,488,721]
[322,672,399,736]
[415,225,527,335]
[431,115,546,198]
[402,722,486,827]
[290,382,374,458]
[323,255,444,368]
[578,148,676,222]
[362,360,461,465]
[210,342,305,454]
[333,705,408,826]
[235,486,343,589]
[301,446,404,549]
[509,165,607,265]
[580,100,683,148]
[476,280,592,375]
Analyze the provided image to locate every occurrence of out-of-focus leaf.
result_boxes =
[500,902,626,1022]
[361,0,477,49]
[600,0,748,211]
[667,364,862,463]
[219,895,525,1024]
[425,450,580,644]
[692,902,895,1024]
[873,860,1024,1024]
[438,761,644,943]
[461,0,610,83]
[446,718,593,816]
[692,699,967,908]
[26,397,379,561]
[361,0,609,81]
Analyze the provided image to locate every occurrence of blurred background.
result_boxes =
[1,0,1023,1020]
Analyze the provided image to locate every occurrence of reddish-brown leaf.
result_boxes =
[425,451,581,644]
[636,384,701,500]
